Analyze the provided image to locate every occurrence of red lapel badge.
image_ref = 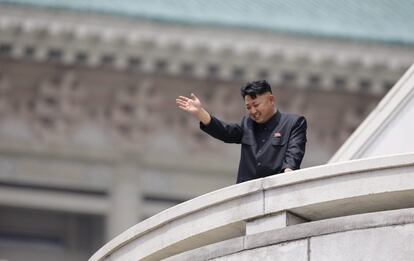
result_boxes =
[274,132,282,138]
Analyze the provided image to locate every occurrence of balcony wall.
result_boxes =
[90,153,414,260]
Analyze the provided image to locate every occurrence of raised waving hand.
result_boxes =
[176,93,211,125]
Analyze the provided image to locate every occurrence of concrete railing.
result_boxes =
[90,153,414,260]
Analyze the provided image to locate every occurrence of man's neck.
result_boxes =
[263,109,278,124]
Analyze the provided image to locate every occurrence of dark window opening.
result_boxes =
[128,57,141,69]
[101,54,114,66]
[0,231,64,247]
[258,69,269,80]
[155,59,168,72]
[207,64,220,78]
[0,43,12,55]
[47,49,62,61]
[181,62,194,75]
[309,74,321,87]
[233,66,245,79]
[75,52,88,64]
[359,79,371,91]
[24,46,35,58]
[282,71,296,84]
[334,77,346,89]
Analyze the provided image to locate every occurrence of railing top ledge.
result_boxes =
[264,152,414,190]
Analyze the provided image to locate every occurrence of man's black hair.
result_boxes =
[240,80,272,99]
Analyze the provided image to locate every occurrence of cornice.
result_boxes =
[0,4,412,94]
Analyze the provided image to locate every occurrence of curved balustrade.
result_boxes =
[90,153,414,260]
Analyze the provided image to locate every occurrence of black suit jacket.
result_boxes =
[200,111,307,183]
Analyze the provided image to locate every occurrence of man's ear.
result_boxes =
[269,94,275,103]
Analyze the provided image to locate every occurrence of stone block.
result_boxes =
[246,211,307,235]
[311,223,414,261]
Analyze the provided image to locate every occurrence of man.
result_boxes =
[176,80,307,183]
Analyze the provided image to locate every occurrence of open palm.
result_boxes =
[176,93,202,116]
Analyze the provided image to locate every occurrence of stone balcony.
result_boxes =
[90,153,414,260]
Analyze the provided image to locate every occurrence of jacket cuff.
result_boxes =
[200,115,215,130]
[282,163,291,172]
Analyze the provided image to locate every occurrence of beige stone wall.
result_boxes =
[0,58,382,166]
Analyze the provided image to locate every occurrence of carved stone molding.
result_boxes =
[0,4,411,96]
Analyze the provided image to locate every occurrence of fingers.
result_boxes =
[176,93,199,113]
[175,99,188,107]
[177,105,188,112]
[178,95,190,101]
[177,94,198,101]
[191,93,199,101]
[176,97,187,104]
[176,100,189,111]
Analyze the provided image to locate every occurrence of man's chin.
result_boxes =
[251,117,263,123]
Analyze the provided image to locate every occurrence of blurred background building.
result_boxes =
[0,1,413,260]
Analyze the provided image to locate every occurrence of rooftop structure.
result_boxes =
[2,0,414,45]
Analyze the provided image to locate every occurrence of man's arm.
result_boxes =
[176,93,243,143]
[282,116,307,172]
[199,116,243,144]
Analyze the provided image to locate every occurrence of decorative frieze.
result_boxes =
[0,5,411,96]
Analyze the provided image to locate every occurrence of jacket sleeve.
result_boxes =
[282,116,307,171]
[200,115,243,144]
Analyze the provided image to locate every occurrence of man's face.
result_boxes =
[244,92,275,124]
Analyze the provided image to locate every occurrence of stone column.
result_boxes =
[106,161,142,240]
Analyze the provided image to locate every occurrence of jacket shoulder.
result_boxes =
[240,115,253,127]
[279,112,306,123]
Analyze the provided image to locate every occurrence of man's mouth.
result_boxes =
[253,113,261,120]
